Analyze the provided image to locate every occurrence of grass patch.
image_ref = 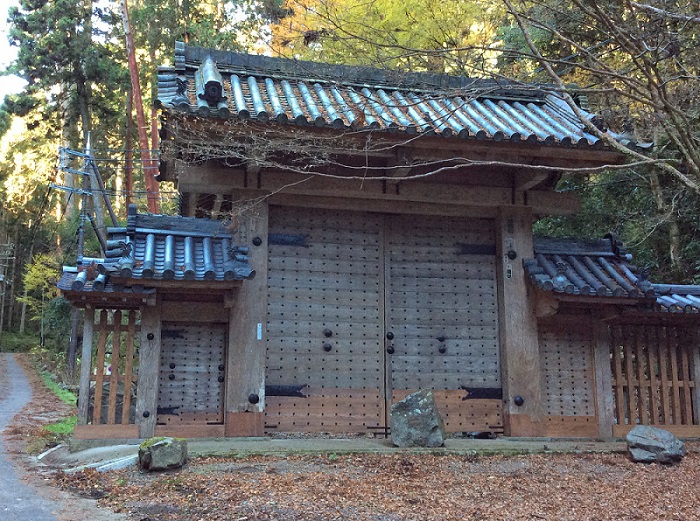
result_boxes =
[38,369,77,406]
[44,415,78,434]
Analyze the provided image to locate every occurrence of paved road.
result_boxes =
[0,353,59,521]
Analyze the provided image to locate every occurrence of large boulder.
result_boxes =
[626,425,686,464]
[138,437,188,471]
[390,389,446,448]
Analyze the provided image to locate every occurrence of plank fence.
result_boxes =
[75,308,141,439]
[611,324,700,437]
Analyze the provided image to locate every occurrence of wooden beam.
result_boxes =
[186,192,198,217]
[496,206,543,436]
[211,193,224,218]
[161,300,229,323]
[269,193,498,218]
[226,200,269,417]
[527,190,581,215]
[387,148,413,179]
[534,290,559,318]
[178,167,580,215]
[165,113,626,167]
[692,328,700,424]
[77,306,95,425]
[135,304,162,438]
[515,171,550,191]
[593,319,615,437]
[109,278,242,291]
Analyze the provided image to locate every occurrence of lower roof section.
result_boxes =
[525,236,700,314]
[58,205,254,305]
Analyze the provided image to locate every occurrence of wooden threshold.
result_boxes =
[73,425,139,440]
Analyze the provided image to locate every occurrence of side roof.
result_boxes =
[157,42,638,149]
[525,236,700,313]
[58,205,254,298]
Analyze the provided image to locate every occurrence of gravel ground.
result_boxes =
[5,352,700,521]
[57,445,700,520]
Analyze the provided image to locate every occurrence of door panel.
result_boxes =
[157,323,226,426]
[265,207,385,432]
[386,215,502,433]
[265,208,502,434]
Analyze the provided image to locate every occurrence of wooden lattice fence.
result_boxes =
[75,308,140,438]
[610,324,700,437]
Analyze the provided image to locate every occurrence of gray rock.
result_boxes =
[138,437,188,471]
[626,425,686,464]
[390,389,446,448]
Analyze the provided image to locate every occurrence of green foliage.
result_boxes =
[270,0,504,74]
[38,368,78,406]
[44,415,77,435]
[535,171,700,283]
[41,298,73,353]
[17,255,72,353]
[0,332,38,352]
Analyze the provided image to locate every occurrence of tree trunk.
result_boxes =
[125,89,133,213]
[121,0,160,213]
[7,226,20,331]
[649,171,683,275]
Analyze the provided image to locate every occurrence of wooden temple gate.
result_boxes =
[264,207,503,434]
[75,308,140,438]
[610,324,700,437]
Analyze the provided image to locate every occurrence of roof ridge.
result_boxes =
[178,43,549,101]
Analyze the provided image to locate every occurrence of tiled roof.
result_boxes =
[59,205,254,295]
[156,43,624,149]
[525,236,700,313]
[653,285,700,313]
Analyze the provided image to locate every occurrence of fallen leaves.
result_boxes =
[54,449,700,520]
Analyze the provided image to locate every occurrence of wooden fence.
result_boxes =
[610,324,700,437]
[75,308,141,439]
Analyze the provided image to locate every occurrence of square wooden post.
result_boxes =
[496,206,543,436]
[77,306,95,425]
[135,304,162,438]
[593,319,615,437]
[225,199,268,436]
[692,327,700,425]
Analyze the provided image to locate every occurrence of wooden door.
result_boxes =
[265,208,386,433]
[386,215,503,433]
[157,323,226,426]
[264,207,503,434]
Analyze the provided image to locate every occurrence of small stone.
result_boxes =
[138,437,188,471]
[626,425,686,464]
[390,389,446,448]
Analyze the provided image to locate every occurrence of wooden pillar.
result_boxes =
[135,304,161,438]
[77,306,94,425]
[692,328,700,425]
[225,199,268,436]
[496,206,543,436]
[593,319,615,437]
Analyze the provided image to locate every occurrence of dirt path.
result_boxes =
[0,353,61,520]
[0,353,127,521]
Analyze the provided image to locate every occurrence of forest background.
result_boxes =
[0,0,699,373]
